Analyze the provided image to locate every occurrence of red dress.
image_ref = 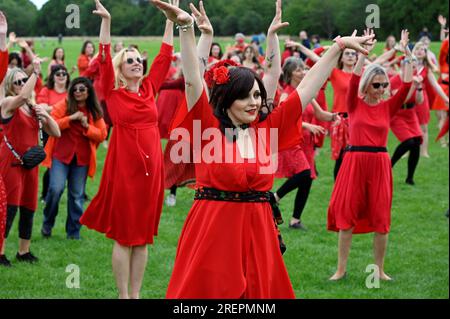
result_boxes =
[328,74,411,234]
[0,49,7,247]
[77,54,91,77]
[275,86,310,178]
[80,42,172,246]
[389,75,422,143]
[432,39,449,111]
[0,109,40,211]
[166,89,303,299]
[414,67,432,125]
[36,87,67,106]
[330,68,352,159]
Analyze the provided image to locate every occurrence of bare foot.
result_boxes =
[421,153,430,158]
[329,271,347,281]
[380,272,393,281]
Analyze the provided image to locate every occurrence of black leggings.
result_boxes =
[4,205,34,240]
[391,137,421,181]
[276,170,313,220]
[170,185,177,196]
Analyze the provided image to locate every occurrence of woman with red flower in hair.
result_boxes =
[152,0,374,298]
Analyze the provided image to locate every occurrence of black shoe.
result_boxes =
[405,178,415,185]
[0,255,12,267]
[16,252,39,263]
[289,221,307,231]
[41,228,51,238]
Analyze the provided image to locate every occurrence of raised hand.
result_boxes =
[340,31,376,56]
[400,29,411,57]
[190,1,213,35]
[268,0,289,35]
[0,11,7,35]
[150,0,193,26]
[17,39,29,48]
[8,32,16,43]
[362,28,376,53]
[93,0,111,20]
[32,57,43,74]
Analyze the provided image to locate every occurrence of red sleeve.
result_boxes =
[97,44,115,100]
[264,90,303,151]
[82,58,99,80]
[346,74,360,113]
[170,89,218,144]
[36,87,49,104]
[0,50,8,84]
[77,55,89,73]
[389,81,412,117]
[439,39,449,71]
[305,47,325,68]
[159,77,185,91]
[145,43,173,94]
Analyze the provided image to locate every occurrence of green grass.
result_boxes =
[0,39,448,299]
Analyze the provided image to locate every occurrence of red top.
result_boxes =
[36,87,67,106]
[0,50,7,84]
[330,68,353,113]
[83,58,104,101]
[53,107,91,166]
[77,54,91,76]
[347,74,411,147]
[439,39,449,81]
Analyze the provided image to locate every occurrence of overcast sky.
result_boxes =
[30,0,49,10]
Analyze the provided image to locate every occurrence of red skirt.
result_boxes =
[157,89,184,139]
[415,99,430,125]
[390,108,423,143]
[163,139,196,189]
[327,152,392,234]
[302,133,317,179]
[166,200,296,299]
[0,177,6,249]
[275,145,310,178]
[431,83,449,111]
[330,118,349,160]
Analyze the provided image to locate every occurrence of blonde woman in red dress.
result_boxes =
[79,0,174,299]
[151,0,374,298]
[328,30,413,281]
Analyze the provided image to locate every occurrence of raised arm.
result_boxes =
[1,59,42,118]
[400,30,413,84]
[151,0,202,110]
[438,15,447,42]
[191,1,213,77]
[297,30,375,108]
[94,0,111,45]
[0,11,7,52]
[263,0,289,105]
[286,40,321,63]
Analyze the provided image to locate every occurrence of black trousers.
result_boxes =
[4,205,34,240]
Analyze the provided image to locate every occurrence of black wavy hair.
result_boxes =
[67,77,103,121]
[8,52,22,69]
[81,40,95,55]
[210,66,268,140]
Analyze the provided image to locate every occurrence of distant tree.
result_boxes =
[1,0,38,36]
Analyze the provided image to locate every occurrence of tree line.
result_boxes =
[1,0,448,41]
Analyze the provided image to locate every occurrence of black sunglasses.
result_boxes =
[126,57,143,65]
[55,71,68,77]
[13,78,29,86]
[372,82,389,89]
[73,86,87,93]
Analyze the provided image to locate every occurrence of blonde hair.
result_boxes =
[358,63,389,97]
[4,68,36,103]
[412,41,433,69]
[112,47,143,90]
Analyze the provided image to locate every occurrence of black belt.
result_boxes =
[345,145,387,153]
[402,103,415,109]
[195,187,271,202]
[442,80,449,85]
[338,112,349,118]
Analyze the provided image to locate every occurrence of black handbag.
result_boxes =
[3,118,46,170]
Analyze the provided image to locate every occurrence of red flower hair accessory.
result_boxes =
[213,66,230,85]
[205,59,239,89]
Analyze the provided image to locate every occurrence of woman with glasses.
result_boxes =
[0,58,60,267]
[79,0,174,299]
[41,77,106,240]
[37,64,70,202]
[327,30,413,281]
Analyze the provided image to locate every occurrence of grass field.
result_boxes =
[0,38,448,299]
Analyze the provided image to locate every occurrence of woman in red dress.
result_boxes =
[79,0,174,299]
[151,0,374,298]
[0,59,60,266]
[432,37,449,146]
[77,40,95,77]
[411,41,449,157]
[274,57,337,230]
[0,11,9,266]
[390,61,424,185]
[328,30,412,281]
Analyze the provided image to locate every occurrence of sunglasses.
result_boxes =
[55,71,68,77]
[372,82,389,89]
[73,86,87,93]
[125,57,143,65]
[13,78,29,86]
[344,51,357,57]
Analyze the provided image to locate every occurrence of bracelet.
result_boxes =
[176,20,195,32]
[333,36,345,50]
[331,113,338,121]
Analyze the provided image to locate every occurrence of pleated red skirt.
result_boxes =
[327,152,392,234]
